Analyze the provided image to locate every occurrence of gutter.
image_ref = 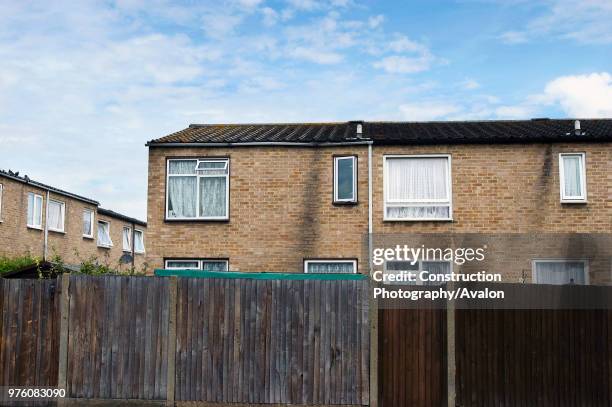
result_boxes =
[146,141,374,147]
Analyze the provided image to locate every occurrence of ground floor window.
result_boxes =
[164,259,228,271]
[532,260,587,285]
[304,259,357,274]
[384,260,452,285]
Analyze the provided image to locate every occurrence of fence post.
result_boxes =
[166,276,178,407]
[369,290,378,407]
[57,273,71,403]
[447,282,456,407]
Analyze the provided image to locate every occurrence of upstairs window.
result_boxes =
[304,260,357,274]
[533,260,587,285]
[334,156,357,203]
[27,192,43,229]
[83,209,94,238]
[166,159,229,220]
[384,155,452,220]
[559,153,586,202]
[164,259,228,271]
[122,226,132,252]
[134,229,145,253]
[0,184,3,220]
[97,220,113,248]
[47,199,65,232]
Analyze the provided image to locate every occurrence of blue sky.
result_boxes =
[1,0,611,219]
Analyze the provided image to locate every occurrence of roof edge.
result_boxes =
[98,208,147,227]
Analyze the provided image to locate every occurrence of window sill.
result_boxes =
[333,201,358,206]
[561,200,587,204]
[135,251,145,255]
[383,218,454,222]
[164,218,229,223]
[27,225,43,231]
[97,245,112,249]
[49,229,65,234]
[83,235,94,240]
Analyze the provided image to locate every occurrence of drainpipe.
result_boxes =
[43,190,50,261]
[131,222,136,270]
[368,142,373,274]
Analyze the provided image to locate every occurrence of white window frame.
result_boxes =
[532,259,589,285]
[47,199,66,233]
[559,153,587,203]
[383,260,453,285]
[97,220,113,248]
[0,183,3,221]
[27,192,44,229]
[383,154,453,221]
[165,158,230,220]
[134,229,145,254]
[122,226,132,252]
[303,259,357,274]
[83,209,94,239]
[164,259,229,271]
[334,156,357,203]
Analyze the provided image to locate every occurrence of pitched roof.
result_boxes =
[98,207,147,227]
[147,119,612,146]
[0,169,99,205]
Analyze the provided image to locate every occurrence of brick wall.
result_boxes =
[0,175,147,272]
[147,142,611,284]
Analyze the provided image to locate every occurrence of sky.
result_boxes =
[1,0,611,220]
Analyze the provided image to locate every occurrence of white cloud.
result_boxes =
[374,55,433,74]
[460,78,480,90]
[537,72,612,117]
[499,0,612,44]
[368,14,384,28]
[290,47,344,64]
[398,102,461,121]
[261,7,279,25]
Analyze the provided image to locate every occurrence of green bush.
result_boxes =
[0,254,41,275]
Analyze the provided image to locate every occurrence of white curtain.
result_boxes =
[83,211,92,236]
[168,176,197,218]
[388,157,448,200]
[307,262,354,273]
[535,262,585,285]
[122,228,131,251]
[199,177,226,217]
[166,260,199,269]
[201,261,228,271]
[563,156,582,197]
[48,201,63,231]
[27,193,35,225]
[35,196,42,226]
[134,231,145,253]
[387,157,449,219]
[97,222,112,247]
[169,160,196,174]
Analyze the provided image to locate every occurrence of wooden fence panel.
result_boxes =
[456,309,612,407]
[66,275,170,400]
[378,308,447,407]
[0,278,60,387]
[174,277,370,405]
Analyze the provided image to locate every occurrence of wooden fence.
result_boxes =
[379,307,612,407]
[0,274,370,406]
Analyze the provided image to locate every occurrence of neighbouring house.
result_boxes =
[145,119,612,285]
[0,170,147,272]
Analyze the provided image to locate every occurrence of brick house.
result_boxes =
[0,170,147,271]
[145,119,612,285]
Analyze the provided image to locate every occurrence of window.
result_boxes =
[334,156,357,203]
[134,229,145,253]
[0,184,3,220]
[47,199,65,232]
[559,153,586,202]
[97,220,113,248]
[83,209,94,238]
[164,259,229,271]
[533,260,588,285]
[384,260,452,285]
[122,226,132,252]
[27,192,43,229]
[304,260,357,274]
[166,158,229,220]
[384,155,452,220]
